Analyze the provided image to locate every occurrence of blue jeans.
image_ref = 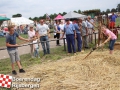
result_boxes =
[34,48,40,57]
[109,39,116,50]
[66,34,76,53]
[40,36,50,55]
[76,33,82,52]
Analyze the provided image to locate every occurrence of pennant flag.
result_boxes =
[46,13,50,20]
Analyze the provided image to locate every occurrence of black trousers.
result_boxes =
[56,33,60,45]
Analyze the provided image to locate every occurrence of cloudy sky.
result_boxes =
[0,0,119,18]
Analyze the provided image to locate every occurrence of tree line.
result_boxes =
[12,3,120,21]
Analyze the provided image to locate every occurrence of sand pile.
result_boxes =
[14,50,120,90]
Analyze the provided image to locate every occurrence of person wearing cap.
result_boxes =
[61,18,76,55]
[79,18,89,49]
[36,19,50,55]
[28,24,36,58]
[73,19,82,52]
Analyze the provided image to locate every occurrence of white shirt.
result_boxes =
[59,24,65,31]
[86,20,93,28]
[28,30,35,39]
[37,24,49,36]
[33,39,39,49]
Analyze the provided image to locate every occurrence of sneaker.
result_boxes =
[67,53,70,56]
[74,53,77,55]
[19,69,25,73]
[12,70,17,75]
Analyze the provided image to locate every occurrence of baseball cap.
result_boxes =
[65,18,70,21]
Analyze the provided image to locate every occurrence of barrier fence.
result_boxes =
[0,32,99,51]
[0,31,119,51]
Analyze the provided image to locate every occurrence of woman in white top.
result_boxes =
[28,24,35,58]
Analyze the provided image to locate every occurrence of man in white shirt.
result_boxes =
[36,19,50,55]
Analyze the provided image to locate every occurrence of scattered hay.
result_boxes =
[14,50,120,90]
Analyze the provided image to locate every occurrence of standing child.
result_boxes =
[32,36,40,58]
[6,25,30,75]
[99,25,117,54]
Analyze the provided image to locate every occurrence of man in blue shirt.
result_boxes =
[73,19,82,52]
[109,12,117,29]
[6,25,30,75]
[61,19,76,55]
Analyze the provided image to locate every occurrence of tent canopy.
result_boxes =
[54,14,64,20]
[63,11,87,19]
[11,17,34,25]
[0,16,10,21]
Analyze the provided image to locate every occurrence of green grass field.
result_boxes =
[0,46,70,75]
[0,34,28,47]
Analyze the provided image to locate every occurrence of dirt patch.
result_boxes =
[114,44,120,50]
[11,50,120,90]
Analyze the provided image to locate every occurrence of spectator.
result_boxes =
[20,25,24,34]
[86,16,94,44]
[24,25,29,34]
[28,24,36,58]
[16,26,20,35]
[32,36,40,58]
[73,19,82,52]
[6,25,30,75]
[61,18,76,55]
[79,18,89,49]
[59,21,65,43]
[55,21,61,46]
[109,12,117,29]
[36,19,50,56]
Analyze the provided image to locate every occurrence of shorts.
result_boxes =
[8,49,20,63]
[109,22,115,28]
[109,39,116,50]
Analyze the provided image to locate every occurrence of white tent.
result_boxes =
[63,11,87,19]
[11,17,34,25]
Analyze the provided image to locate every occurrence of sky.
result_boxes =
[0,0,119,18]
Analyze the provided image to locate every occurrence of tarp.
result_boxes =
[63,11,87,19]
[54,14,64,20]
[0,16,10,21]
[11,17,34,25]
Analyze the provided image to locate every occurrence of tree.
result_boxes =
[111,8,117,12]
[33,17,39,21]
[58,13,62,15]
[101,11,106,14]
[106,9,110,14]
[78,10,82,14]
[62,12,67,15]
[29,17,32,20]
[12,13,22,18]
[116,3,120,12]
[74,10,77,13]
